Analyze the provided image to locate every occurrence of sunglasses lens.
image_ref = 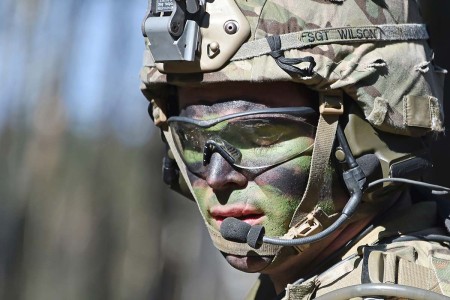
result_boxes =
[170,112,316,173]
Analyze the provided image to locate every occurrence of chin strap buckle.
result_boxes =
[283,213,323,252]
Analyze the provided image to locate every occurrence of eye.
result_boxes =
[253,132,283,146]
[235,119,278,146]
[179,128,202,149]
[249,122,289,147]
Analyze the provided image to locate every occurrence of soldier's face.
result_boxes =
[176,82,319,272]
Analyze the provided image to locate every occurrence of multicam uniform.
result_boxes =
[246,199,450,299]
[140,0,449,298]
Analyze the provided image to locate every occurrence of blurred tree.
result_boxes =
[0,0,255,299]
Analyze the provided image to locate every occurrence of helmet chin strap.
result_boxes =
[289,90,343,227]
[262,90,345,268]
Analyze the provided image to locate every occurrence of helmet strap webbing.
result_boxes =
[289,90,344,227]
[264,91,344,271]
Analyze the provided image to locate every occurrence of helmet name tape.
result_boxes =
[232,24,429,62]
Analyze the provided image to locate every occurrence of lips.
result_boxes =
[209,205,265,229]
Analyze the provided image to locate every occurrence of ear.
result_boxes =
[162,145,195,202]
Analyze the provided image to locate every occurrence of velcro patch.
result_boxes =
[404,95,436,129]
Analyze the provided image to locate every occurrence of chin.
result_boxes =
[222,252,274,273]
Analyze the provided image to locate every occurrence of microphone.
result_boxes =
[220,217,265,248]
[355,154,382,184]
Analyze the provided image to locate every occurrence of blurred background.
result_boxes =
[0,0,448,299]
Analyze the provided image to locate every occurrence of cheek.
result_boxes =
[186,172,211,214]
[254,156,311,233]
[255,156,311,200]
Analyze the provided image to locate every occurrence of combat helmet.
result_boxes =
[140,0,446,257]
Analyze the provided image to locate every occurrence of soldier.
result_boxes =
[141,0,450,299]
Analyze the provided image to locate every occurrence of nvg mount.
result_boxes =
[143,0,250,73]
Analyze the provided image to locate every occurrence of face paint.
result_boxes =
[178,100,316,237]
[175,82,323,272]
[189,154,312,236]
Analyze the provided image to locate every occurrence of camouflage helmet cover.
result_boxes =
[141,0,445,137]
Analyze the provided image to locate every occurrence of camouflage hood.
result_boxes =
[141,0,446,137]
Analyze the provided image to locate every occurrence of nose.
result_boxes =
[204,152,247,191]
